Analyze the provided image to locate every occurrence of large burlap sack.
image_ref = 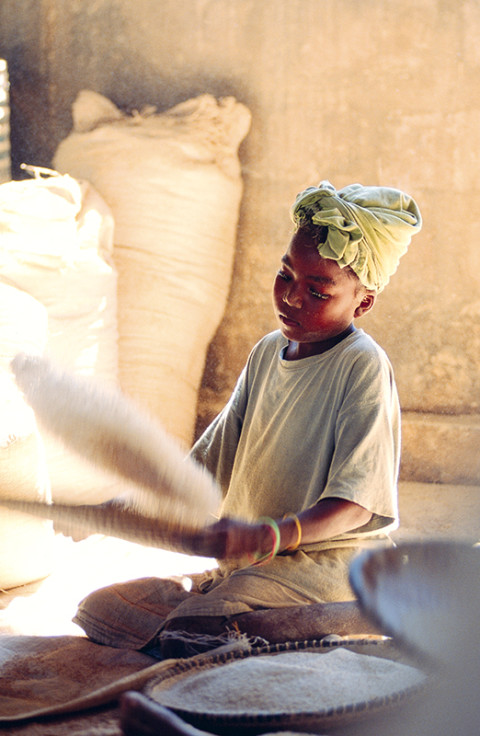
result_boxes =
[0,170,119,504]
[54,90,251,447]
[0,284,54,588]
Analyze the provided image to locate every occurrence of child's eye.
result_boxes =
[277,270,290,281]
[309,288,329,300]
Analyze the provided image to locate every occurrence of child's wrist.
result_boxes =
[282,513,302,551]
[247,517,280,566]
[246,513,302,568]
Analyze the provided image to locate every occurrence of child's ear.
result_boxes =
[354,292,376,318]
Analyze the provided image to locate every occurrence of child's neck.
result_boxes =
[285,324,355,361]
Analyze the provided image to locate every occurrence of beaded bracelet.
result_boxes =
[248,516,281,566]
[283,512,302,551]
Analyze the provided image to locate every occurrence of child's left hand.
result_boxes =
[190,517,276,560]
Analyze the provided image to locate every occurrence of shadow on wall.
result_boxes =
[6,43,251,179]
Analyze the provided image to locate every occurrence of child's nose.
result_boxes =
[283,285,302,308]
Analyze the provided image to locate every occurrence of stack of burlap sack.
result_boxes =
[0,90,250,588]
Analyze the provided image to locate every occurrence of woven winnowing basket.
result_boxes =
[144,638,428,733]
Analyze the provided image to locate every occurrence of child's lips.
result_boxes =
[280,313,300,328]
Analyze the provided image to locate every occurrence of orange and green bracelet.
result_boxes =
[248,516,281,566]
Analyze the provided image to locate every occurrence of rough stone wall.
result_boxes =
[1,0,479,483]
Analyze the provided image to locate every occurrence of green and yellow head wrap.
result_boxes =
[291,181,422,292]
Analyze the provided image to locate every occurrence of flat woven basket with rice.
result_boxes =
[144,637,428,733]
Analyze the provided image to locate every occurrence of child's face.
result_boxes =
[272,229,375,356]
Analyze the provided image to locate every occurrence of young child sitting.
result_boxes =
[74,180,422,658]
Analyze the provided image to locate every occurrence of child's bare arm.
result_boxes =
[289,498,372,546]
[198,498,372,561]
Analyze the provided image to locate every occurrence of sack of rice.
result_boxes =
[0,284,54,588]
[0,171,119,504]
[54,90,251,447]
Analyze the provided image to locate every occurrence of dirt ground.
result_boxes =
[393,481,480,545]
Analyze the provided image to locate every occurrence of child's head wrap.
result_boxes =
[291,181,422,292]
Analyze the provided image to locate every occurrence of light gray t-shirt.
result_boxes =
[191,329,400,549]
